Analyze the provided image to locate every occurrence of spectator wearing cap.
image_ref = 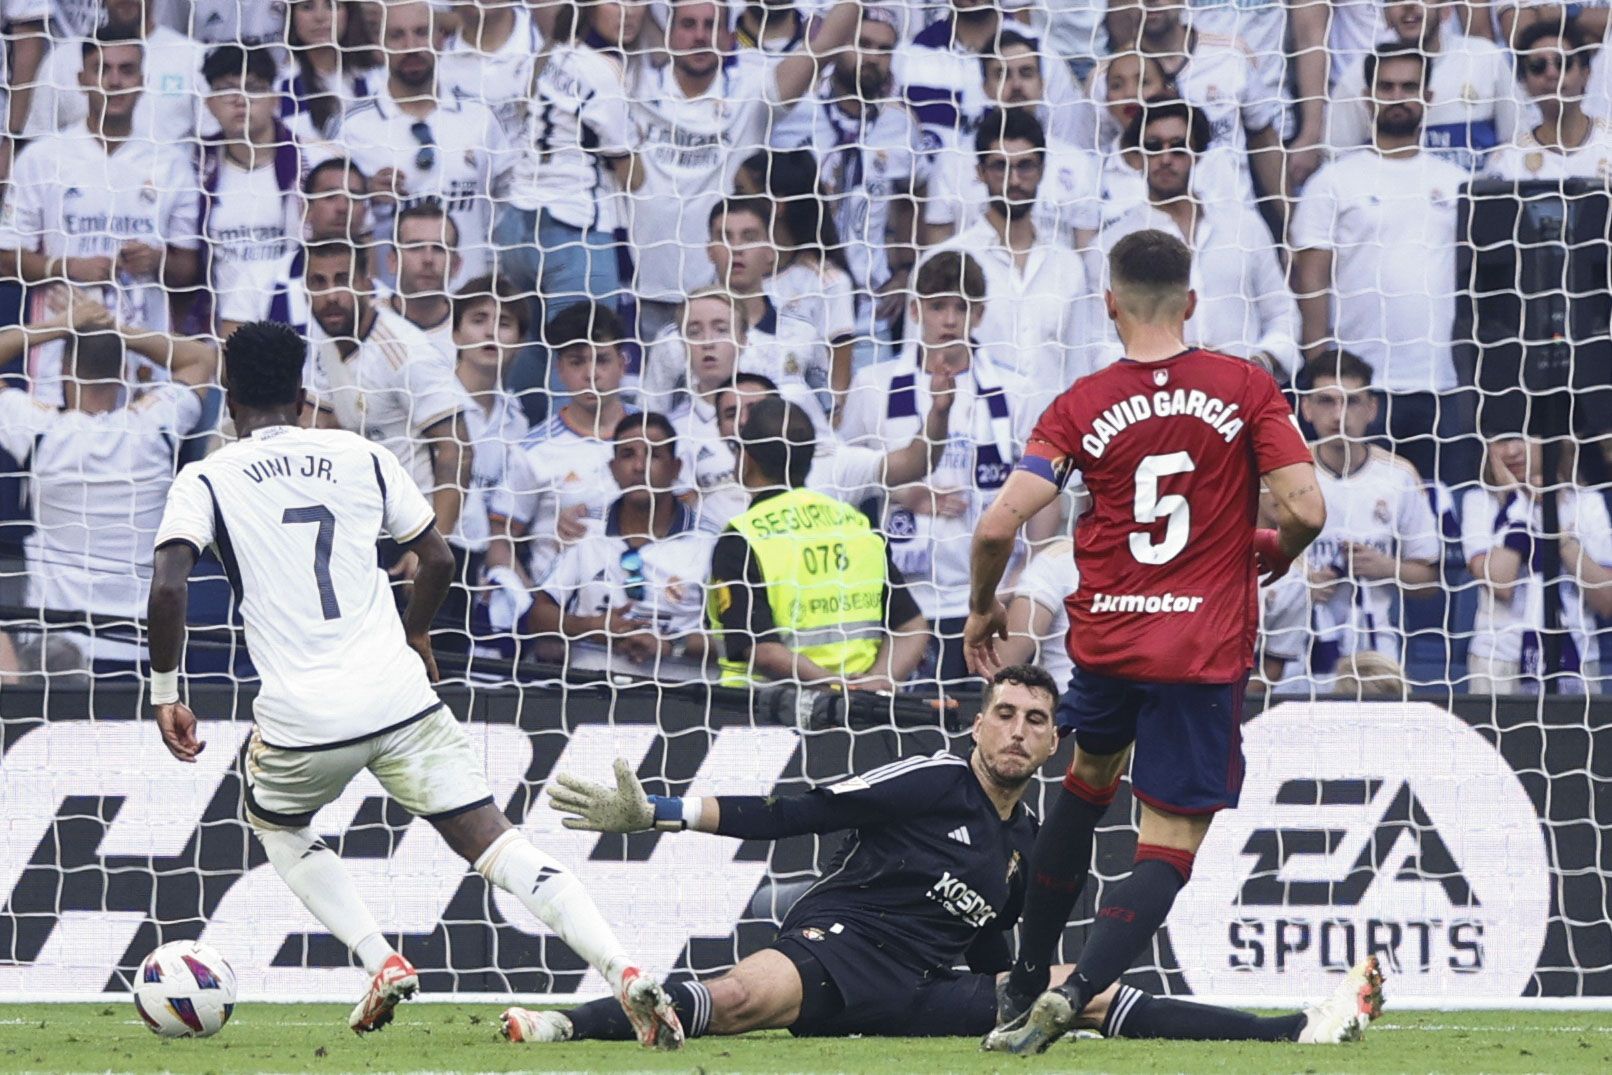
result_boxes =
[531,412,713,681]
[1099,98,1300,380]
[839,250,1055,684]
[201,45,303,341]
[1488,19,1612,179]
[706,396,928,688]
[1327,0,1517,171]
[1293,44,1478,486]
[934,108,1095,389]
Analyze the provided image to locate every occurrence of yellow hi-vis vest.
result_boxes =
[711,486,888,686]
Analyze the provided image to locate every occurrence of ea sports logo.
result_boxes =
[1172,702,1550,1002]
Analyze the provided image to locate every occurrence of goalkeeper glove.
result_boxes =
[548,758,693,832]
[1254,528,1295,585]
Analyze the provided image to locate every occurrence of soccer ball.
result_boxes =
[132,940,238,1038]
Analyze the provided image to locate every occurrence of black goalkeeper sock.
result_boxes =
[1007,772,1117,997]
[1102,985,1306,1042]
[566,981,715,1041]
[1061,847,1193,1012]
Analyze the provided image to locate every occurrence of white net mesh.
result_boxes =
[0,0,1608,1006]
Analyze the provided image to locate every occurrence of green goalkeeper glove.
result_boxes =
[547,758,656,833]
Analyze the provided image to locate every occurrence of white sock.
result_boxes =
[474,831,632,987]
[255,826,395,975]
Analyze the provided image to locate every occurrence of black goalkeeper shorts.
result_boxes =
[771,920,997,1038]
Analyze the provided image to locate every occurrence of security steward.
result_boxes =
[707,397,927,687]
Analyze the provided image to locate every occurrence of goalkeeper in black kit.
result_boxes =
[501,666,1383,1047]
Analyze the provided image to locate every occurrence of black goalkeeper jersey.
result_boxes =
[711,752,1039,975]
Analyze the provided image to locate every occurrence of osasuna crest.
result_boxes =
[1170,703,1550,1002]
[1154,370,1169,386]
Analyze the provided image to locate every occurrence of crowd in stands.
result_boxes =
[1,0,1610,697]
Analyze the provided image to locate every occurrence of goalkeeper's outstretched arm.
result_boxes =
[549,757,944,839]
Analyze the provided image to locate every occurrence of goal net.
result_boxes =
[0,0,1607,1008]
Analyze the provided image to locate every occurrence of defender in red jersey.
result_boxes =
[963,230,1326,1055]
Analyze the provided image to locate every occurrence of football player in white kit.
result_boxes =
[145,322,683,1048]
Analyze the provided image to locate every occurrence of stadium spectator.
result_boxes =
[1292,44,1477,485]
[24,0,205,144]
[200,45,302,339]
[0,19,202,405]
[922,33,1103,250]
[731,0,817,148]
[1100,99,1301,380]
[895,0,1087,152]
[301,240,471,559]
[714,365,956,509]
[436,275,532,662]
[1092,0,1285,207]
[531,412,712,680]
[1488,20,1612,179]
[799,8,926,376]
[659,289,755,529]
[1182,0,1332,192]
[487,301,632,589]
[437,0,544,143]
[248,156,371,338]
[935,108,1093,389]
[1327,0,1518,170]
[1091,54,1245,226]
[621,0,860,341]
[1463,431,1612,694]
[639,209,829,427]
[1332,649,1411,699]
[706,396,929,688]
[276,0,380,143]
[0,290,216,672]
[743,155,859,411]
[189,0,289,50]
[840,250,1054,683]
[0,2,47,186]
[997,535,1078,691]
[385,201,462,361]
[1275,351,1441,683]
[495,0,635,334]
[329,0,512,282]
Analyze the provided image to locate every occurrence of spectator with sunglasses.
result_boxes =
[530,412,713,681]
[1098,99,1301,380]
[1489,20,1612,179]
[327,0,513,284]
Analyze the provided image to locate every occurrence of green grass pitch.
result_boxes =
[1,1004,1607,1073]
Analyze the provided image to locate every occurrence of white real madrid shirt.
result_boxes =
[438,4,544,143]
[1011,537,1078,690]
[1290,148,1466,393]
[305,303,467,496]
[923,136,1103,248]
[26,25,206,143]
[1487,122,1612,182]
[0,382,203,620]
[1304,447,1441,667]
[625,61,784,301]
[505,41,633,228]
[328,87,515,282]
[208,155,301,327]
[154,425,443,748]
[491,409,626,584]
[0,124,201,402]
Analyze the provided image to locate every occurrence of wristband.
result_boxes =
[648,795,702,831]
[149,668,179,706]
